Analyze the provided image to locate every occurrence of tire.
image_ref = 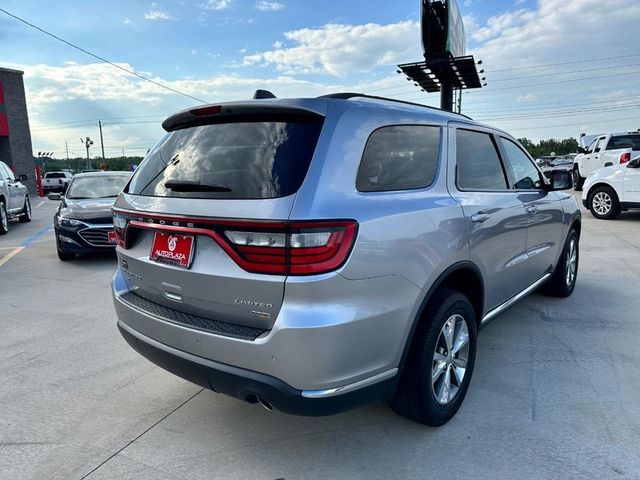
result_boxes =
[572,167,584,191]
[19,196,32,223]
[588,185,620,220]
[57,248,75,261]
[0,201,8,235]
[56,236,75,260]
[541,229,578,297]
[390,289,477,426]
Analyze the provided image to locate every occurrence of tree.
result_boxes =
[517,137,578,158]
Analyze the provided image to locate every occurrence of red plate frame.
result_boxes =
[149,231,195,268]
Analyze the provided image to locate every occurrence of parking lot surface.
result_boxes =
[1,196,639,480]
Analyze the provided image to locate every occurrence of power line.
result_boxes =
[477,103,640,122]
[489,62,640,82]
[482,70,640,92]
[0,7,208,104]
[503,114,640,131]
[463,95,640,115]
[484,52,640,73]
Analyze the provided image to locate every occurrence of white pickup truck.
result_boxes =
[42,171,73,193]
[572,131,640,190]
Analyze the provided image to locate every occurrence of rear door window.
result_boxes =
[356,125,440,192]
[456,129,508,190]
[128,120,323,199]
[500,138,543,190]
[606,135,640,151]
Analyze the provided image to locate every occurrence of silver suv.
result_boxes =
[111,93,581,425]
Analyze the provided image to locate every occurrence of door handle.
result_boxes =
[470,212,490,223]
[526,205,538,214]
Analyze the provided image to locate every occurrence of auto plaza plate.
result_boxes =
[149,232,195,268]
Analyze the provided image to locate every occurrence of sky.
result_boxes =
[0,0,639,158]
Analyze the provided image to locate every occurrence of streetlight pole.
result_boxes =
[98,120,105,159]
[82,137,94,170]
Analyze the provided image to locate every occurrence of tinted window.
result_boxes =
[67,175,130,199]
[456,130,507,190]
[607,135,640,151]
[501,138,543,190]
[45,172,67,179]
[586,138,598,153]
[356,126,440,192]
[0,163,12,180]
[128,120,323,199]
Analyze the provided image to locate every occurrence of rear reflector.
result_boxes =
[620,152,631,164]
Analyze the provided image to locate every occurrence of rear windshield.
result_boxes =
[128,120,324,199]
[45,172,67,178]
[607,135,640,151]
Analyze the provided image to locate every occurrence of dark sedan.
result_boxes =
[541,156,573,179]
[51,171,131,260]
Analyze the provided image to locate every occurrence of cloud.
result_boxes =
[201,0,233,10]
[256,1,285,11]
[122,17,132,25]
[144,5,177,21]
[242,20,421,76]
[470,9,533,42]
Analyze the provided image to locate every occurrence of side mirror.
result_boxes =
[576,147,586,154]
[628,157,640,169]
[18,174,28,181]
[547,170,573,191]
[47,193,62,201]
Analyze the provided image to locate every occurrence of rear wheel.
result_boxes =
[542,229,578,297]
[390,289,477,426]
[572,168,584,191]
[588,186,620,220]
[19,196,32,223]
[0,201,8,235]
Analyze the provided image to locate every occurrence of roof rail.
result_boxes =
[318,92,472,120]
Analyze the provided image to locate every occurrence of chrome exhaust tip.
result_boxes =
[257,397,273,411]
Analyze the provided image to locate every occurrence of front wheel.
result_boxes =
[572,168,584,191]
[390,289,477,426]
[0,201,8,235]
[542,229,579,297]
[19,196,32,223]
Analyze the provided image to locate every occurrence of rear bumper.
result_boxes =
[118,320,397,416]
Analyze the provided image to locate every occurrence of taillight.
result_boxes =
[223,221,358,275]
[620,152,631,164]
[116,211,358,276]
[113,214,129,248]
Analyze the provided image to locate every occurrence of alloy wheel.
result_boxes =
[431,314,469,405]
[1,205,7,231]
[565,238,577,286]
[592,191,612,215]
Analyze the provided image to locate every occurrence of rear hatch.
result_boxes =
[113,101,327,331]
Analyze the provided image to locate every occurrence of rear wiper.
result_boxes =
[164,180,232,192]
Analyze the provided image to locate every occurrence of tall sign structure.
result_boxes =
[398,0,483,112]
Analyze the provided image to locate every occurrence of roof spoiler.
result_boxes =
[162,103,324,132]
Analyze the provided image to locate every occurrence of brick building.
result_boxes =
[0,67,36,193]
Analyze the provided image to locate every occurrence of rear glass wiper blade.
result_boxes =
[164,180,232,192]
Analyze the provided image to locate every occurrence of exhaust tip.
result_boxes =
[257,397,273,411]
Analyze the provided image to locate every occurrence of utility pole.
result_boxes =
[98,120,105,159]
[82,137,94,170]
[65,141,70,171]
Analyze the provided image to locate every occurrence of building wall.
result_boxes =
[0,67,36,193]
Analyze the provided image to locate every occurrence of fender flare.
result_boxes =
[397,260,484,371]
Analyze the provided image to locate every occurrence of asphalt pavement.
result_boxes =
[1,195,639,480]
